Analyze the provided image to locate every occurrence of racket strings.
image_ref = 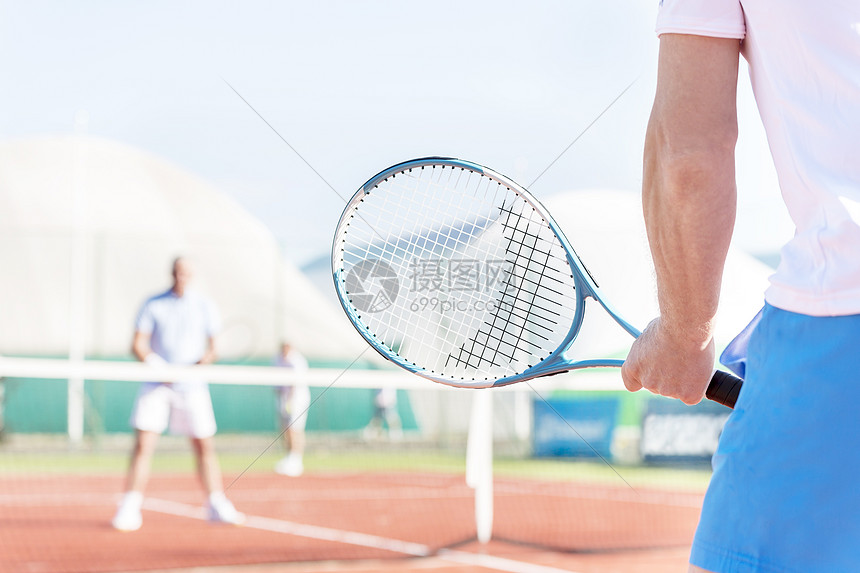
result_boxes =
[446,199,574,373]
[345,167,494,367]
[353,169,523,373]
[448,216,546,369]
[336,162,578,382]
[406,170,508,369]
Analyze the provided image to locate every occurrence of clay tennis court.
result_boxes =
[0,467,703,573]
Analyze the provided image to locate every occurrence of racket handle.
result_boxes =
[706,370,743,409]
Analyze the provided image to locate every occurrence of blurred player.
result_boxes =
[274,341,310,477]
[112,257,244,531]
[363,387,402,440]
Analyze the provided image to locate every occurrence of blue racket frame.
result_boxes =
[332,157,643,389]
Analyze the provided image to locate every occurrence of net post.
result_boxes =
[513,388,531,443]
[67,377,85,443]
[466,389,494,543]
[67,112,89,445]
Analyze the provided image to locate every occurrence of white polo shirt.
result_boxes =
[276,349,309,390]
[657,0,860,316]
[135,288,220,365]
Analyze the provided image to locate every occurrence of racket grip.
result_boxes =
[706,370,743,409]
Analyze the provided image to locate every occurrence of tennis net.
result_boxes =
[0,357,714,572]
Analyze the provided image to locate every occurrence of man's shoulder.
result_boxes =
[141,288,175,308]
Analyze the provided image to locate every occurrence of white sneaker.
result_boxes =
[112,492,143,531]
[274,455,303,477]
[207,492,245,525]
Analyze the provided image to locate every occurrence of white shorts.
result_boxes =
[374,387,397,410]
[130,382,217,439]
[277,385,311,431]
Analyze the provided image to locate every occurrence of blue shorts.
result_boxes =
[691,304,860,572]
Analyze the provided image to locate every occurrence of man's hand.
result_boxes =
[196,336,218,365]
[621,318,715,405]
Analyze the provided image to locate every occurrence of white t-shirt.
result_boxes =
[135,288,220,365]
[657,0,860,316]
[276,349,309,400]
[276,349,308,373]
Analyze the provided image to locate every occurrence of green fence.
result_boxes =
[0,364,417,435]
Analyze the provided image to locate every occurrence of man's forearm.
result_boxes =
[643,124,736,347]
[621,34,741,404]
[643,33,740,347]
[197,338,218,365]
[131,333,153,363]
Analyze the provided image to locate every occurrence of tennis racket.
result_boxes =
[331,157,742,408]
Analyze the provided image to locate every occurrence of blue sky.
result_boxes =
[1,1,793,266]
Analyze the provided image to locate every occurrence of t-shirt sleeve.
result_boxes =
[295,353,309,373]
[656,0,746,39]
[135,300,155,334]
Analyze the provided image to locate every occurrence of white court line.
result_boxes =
[144,497,432,557]
[143,497,581,573]
[0,483,703,509]
[439,550,580,573]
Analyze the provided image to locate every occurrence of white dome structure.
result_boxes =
[0,136,369,362]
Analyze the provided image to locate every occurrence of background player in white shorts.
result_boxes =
[363,387,402,440]
[274,342,311,477]
[112,257,244,531]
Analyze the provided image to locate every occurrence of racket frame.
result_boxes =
[333,157,645,389]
